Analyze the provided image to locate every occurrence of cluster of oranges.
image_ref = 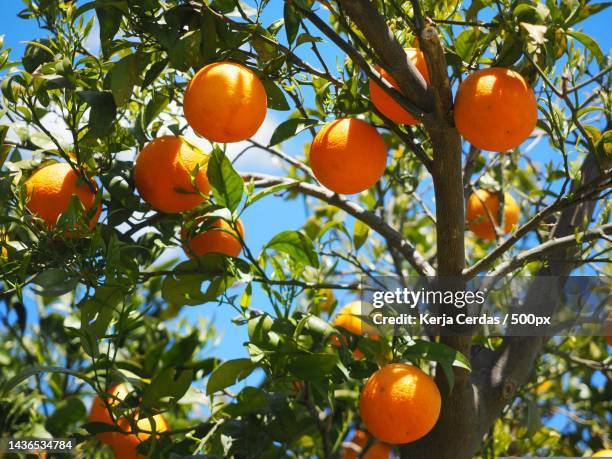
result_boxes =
[88,384,169,458]
[24,62,262,257]
[366,48,536,241]
[22,51,536,248]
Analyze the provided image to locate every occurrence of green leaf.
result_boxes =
[142,92,169,129]
[247,182,295,207]
[32,269,78,297]
[206,358,257,395]
[225,386,267,416]
[200,10,218,61]
[161,255,235,306]
[110,53,139,106]
[1,366,95,396]
[79,285,123,357]
[207,147,245,212]
[283,3,300,46]
[296,33,323,46]
[567,30,604,65]
[142,59,168,88]
[78,90,116,137]
[265,230,319,268]
[403,341,471,392]
[268,118,318,146]
[22,39,53,73]
[262,79,290,111]
[45,396,86,436]
[142,368,193,407]
[353,220,370,250]
[455,29,480,62]
[95,0,125,57]
[287,353,337,381]
[162,331,200,368]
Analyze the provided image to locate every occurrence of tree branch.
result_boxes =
[463,167,612,278]
[487,222,612,278]
[334,0,431,112]
[242,172,435,276]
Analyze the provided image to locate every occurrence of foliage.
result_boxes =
[0,0,610,458]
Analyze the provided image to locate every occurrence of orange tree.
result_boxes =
[0,0,610,458]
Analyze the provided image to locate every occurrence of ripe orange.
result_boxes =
[454,67,537,152]
[25,162,101,232]
[331,302,378,359]
[369,48,430,125]
[112,413,169,459]
[359,363,441,444]
[333,302,377,337]
[467,189,519,240]
[183,62,267,143]
[182,218,244,258]
[89,383,130,444]
[309,118,387,194]
[344,430,391,459]
[134,136,210,213]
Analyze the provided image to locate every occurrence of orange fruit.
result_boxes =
[25,162,101,233]
[309,118,387,194]
[344,430,391,459]
[183,62,267,143]
[467,189,519,240]
[112,413,169,459]
[333,302,378,337]
[369,48,430,125]
[182,218,244,258]
[593,451,612,458]
[134,136,210,213]
[454,67,537,152]
[359,363,441,444]
[88,383,130,444]
[331,302,378,359]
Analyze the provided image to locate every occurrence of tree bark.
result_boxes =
[329,3,609,459]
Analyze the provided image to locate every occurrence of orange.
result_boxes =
[369,48,430,125]
[88,383,130,445]
[359,363,441,444]
[454,67,537,152]
[112,413,169,459]
[182,218,244,258]
[593,451,612,458]
[333,302,378,337]
[25,162,101,232]
[309,118,387,194]
[183,62,267,143]
[344,430,391,459]
[134,136,210,213]
[331,302,378,359]
[467,189,519,240]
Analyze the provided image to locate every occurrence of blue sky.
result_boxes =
[1,0,610,438]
